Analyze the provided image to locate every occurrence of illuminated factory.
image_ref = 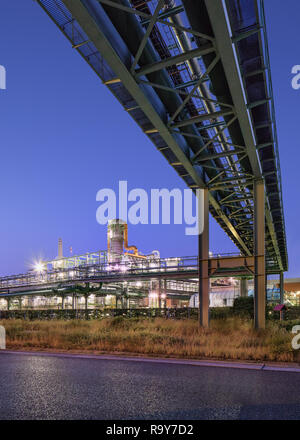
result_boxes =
[0,220,246,311]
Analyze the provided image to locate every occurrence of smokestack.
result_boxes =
[58,238,63,259]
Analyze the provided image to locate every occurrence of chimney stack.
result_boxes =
[58,238,63,259]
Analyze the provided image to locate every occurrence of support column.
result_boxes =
[19,297,22,310]
[95,295,102,309]
[280,272,284,304]
[123,286,128,309]
[28,296,34,309]
[240,278,248,297]
[61,295,65,310]
[72,293,75,310]
[198,188,209,328]
[254,179,266,329]
[158,280,162,309]
[85,294,88,311]
[7,298,10,311]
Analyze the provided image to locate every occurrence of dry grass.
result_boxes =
[0,316,296,362]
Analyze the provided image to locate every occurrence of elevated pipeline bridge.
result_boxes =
[31,0,287,328]
[0,253,252,310]
[0,253,266,296]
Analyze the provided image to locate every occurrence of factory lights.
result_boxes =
[34,262,45,273]
[149,292,158,299]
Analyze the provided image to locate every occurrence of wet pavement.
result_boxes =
[0,352,299,420]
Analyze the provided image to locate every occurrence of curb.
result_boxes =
[1,350,300,373]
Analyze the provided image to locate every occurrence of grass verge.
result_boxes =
[1,316,298,362]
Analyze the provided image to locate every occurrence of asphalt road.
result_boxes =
[0,352,300,420]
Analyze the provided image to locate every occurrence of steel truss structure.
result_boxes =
[0,253,256,293]
[31,0,287,327]
[0,253,254,310]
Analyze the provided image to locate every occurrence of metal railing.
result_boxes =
[0,253,251,290]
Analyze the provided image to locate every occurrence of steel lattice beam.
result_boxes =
[57,0,252,257]
[204,0,284,271]
[34,0,287,272]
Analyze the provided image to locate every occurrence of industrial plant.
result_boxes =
[1,0,300,423]
[0,0,290,329]
[0,219,292,312]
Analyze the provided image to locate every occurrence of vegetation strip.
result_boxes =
[1,315,300,363]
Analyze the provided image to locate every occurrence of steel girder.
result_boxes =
[203,0,284,272]
[34,0,287,272]
[39,0,252,255]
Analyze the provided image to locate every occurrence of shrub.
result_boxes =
[210,307,232,320]
[233,296,254,318]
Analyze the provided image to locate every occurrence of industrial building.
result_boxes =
[0,219,256,311]
[0,219,293,312]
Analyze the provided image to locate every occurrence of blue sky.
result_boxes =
[0,0,298,277]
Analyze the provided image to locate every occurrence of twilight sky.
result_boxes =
[0,0,299,277]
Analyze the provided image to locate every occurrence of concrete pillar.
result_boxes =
[280,272,284,304]
[85,294,88,311]
[72,293,75,310]
[198,188,209,328]
[94,295,102,308]
[28,296,34,309]
[61,295,65,310]
[7,298,10,311]
[254,179,266,329]
[122,287,128,309]
[240,278,248,297]
[158,280,162,309]
[119,296,124,308]
[19,297,22,310]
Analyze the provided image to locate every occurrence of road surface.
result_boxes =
[0,352,300,420]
